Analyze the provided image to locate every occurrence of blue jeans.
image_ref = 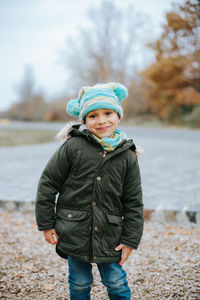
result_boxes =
[68,256,131,300]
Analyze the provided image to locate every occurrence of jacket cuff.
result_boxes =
[120,240,138,249]
[120,244,133,249]
[38,225,55,231]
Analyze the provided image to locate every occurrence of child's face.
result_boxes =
[85,109,120,138]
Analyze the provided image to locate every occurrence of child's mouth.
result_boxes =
[97,126,110,131]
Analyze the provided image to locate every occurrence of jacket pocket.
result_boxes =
[55,208,88,250]
[102,213,123,250]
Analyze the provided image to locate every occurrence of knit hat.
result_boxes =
[66,82,128,121]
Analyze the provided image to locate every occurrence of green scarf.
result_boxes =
[92,128,127,152]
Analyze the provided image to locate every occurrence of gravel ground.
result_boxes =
[0,209,200,300]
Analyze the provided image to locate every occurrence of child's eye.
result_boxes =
[89,114,96,118]
[105,111,112,115]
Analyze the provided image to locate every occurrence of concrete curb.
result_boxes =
[0,200,35,211]
[0,200,200,225]
[143,209,200,224]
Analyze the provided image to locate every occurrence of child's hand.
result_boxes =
[115,244,133,265]
[43,229,59,245]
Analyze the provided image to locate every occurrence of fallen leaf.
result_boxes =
[140,261,149,265]
[18,273,26,277]
[31,222,37,228]
[0,211,9,217]
[43,284,54,291]
[165,225,174,230]
[167,231,176,235]
[11,221,24,226]
[179,241,187,245]
[176,229,192,235]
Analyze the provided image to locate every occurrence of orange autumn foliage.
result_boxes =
[142,0,200,121]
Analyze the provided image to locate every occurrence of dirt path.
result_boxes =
[0,209,199,299]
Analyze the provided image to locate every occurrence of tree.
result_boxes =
[142,0,200,123]
[16,65,35,103]
[7,65,48,121]
[61,0,148,116]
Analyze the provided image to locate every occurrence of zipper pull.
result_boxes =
[102,151,107,158]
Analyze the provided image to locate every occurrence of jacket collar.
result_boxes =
[56,122,141,156]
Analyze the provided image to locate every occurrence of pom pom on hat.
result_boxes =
[114,83,128,102]
[66,82,128,121]
[101,82,128,102]
[66,98,80,117]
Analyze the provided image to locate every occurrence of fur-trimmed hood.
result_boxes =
[56,122,144,157]
[56,121,79,141]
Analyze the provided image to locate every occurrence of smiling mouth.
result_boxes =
[96,126,110,131]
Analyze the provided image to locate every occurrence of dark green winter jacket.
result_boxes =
[35,123,143,263]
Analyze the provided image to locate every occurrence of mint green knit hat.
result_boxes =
[66,82,128,121]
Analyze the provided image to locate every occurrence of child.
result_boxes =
[35,82,143,300]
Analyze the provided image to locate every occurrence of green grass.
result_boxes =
[0,128,58,147]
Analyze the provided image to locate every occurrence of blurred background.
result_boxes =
[0,0,200,213]
[1,0,199,127]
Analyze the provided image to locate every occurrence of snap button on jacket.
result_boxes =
[35,124,143,263]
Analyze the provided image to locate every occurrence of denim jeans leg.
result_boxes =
[97,262,131,300]
[68,256,93,300]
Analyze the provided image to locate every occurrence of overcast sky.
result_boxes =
[0,0,184,111]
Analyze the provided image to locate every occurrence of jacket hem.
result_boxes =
[56,244,121,263]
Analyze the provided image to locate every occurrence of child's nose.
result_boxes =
[97,115,106,123]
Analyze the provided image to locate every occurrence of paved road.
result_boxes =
[1,122,200,211]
